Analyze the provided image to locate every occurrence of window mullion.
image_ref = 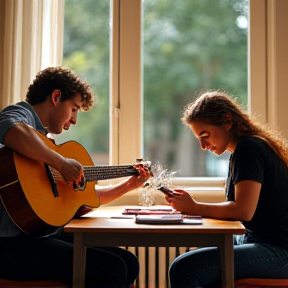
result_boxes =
[110,0,142,165]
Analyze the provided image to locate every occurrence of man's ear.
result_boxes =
[51,90,62,106]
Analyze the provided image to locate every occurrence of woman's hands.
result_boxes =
[165,180,261,220]
[165,189,197,215]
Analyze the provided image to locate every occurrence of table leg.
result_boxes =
[220,234,234,288]
[73,232,86,288]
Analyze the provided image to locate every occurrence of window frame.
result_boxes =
[110,0,143,165]
[249,0,288,136]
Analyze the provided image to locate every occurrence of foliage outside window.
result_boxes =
[143,0,248,177]
[56,0,110,165]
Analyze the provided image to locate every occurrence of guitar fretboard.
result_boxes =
[83,165,138,182]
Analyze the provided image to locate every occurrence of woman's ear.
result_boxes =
[224,113,233,131]
[225,123,232,131]
[51,90,62,106]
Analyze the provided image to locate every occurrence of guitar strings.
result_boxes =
[84,166,135,181]
[49,165,137,182]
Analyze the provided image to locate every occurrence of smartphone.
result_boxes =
[157,185,181,197]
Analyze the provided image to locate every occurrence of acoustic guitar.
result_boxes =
[0,130,151,236]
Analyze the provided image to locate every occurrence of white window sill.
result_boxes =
[102,177,226,206]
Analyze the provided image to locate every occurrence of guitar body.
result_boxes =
[0,132,100,236]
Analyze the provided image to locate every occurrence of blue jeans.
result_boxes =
[169,236,288,288]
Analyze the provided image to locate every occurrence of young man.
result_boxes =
[0,66,151,287]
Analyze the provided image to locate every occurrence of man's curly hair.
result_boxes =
[26,66,94,111]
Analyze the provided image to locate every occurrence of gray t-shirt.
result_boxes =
[0,102,45,237]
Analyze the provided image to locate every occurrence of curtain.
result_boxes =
[0,0,64,110]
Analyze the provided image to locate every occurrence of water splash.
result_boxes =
[145,162,177,189]
[138,162,177,206]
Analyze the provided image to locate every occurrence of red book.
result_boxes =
[122,208,177,215]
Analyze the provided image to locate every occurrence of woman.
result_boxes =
[167,91,288,288]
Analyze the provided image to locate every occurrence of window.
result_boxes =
[1,0,287,187]
[60,0,248,177]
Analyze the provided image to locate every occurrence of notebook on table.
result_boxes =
[135,214,203,224]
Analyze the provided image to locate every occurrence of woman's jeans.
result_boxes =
[169,235,288,288]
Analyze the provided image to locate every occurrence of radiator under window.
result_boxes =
[125,246,192,288]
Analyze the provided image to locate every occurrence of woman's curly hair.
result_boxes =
[26,66,94,111]
[182,91,288,166]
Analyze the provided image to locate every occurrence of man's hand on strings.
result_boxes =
[130,163,152,189]
[59,158,84,185]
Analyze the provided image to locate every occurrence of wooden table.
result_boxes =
[64,206,245,288]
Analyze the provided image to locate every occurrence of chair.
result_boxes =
[235,278,288,287]
[0,279,69,288]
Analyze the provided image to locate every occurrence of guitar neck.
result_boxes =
[83,165,139,182]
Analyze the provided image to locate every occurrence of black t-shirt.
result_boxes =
[226,136,288,249]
